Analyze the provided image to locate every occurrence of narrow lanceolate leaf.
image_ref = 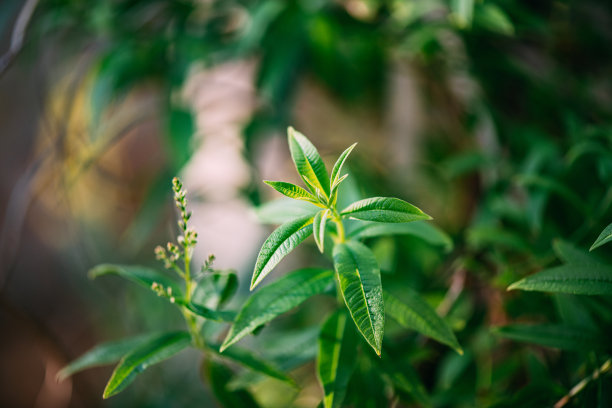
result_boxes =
[180,301,236,322]
[341,197,432,223]
[103,331,191,398]
[90,264,182,297]
[58,333,160,381]
[553,240,601,265]
[263,180,320,205]
[317,310,359,408]
[333,241,384,355]
[591,222,612,251]
[507,263,612,295]
[222,268,334,351]
[251,215,314,290]
[378,356,431,408]
[495,324,607,351]
[209,344,295,386]
[314,209,331,253]
[384,290,462,354]
[330,143,357,187]
[288,127,330,198]
[203,360,260,408]
[349,221,453,252]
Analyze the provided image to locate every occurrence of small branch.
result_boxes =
[554,358,612,408]
[0,0,40,77]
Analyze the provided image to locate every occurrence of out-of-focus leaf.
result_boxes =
[349,221,452,252]
[288,127,330,198]
[165,107,194,170]
[516,174,587,214]
[222,268,334,351]
[317,310,359,408]
[58,333,160,381]
[494,324,607,351]
[341,197,431,223]
[177,300,236,322]
[508,264,612,295]
[209,344,294,386]
[451,0,474,28]
[475,4,514,35]
[89,264,182,296]
[254,198,319,224]
[203,359,260,408]
[553,240,600,265]
[378,356,431,408]
[333,241,384,355]
[591,222,612,251]
[103,331,191,398]
[251,215,314,289]
[384,290,462,354]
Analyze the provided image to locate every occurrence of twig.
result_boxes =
[554,358,612,408]
[0,0,40,77]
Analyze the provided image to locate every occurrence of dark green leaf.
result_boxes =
[203,359,260,408]
[317,310,359,408]
[89,264,182,297]
[103,331,191,398]
[349,221,452,251]
[384,290,462,354]
[58,333,160,381]
[209,344,295,386]
[222,268,334,351]
[591,222,612,251]
[507,264,612,295]
[180,301,236,322]
[553,240,600,265]
[494,324,607,351]
[333,241,384,355]
[378,356,431,408]
[288,127,330,198]
[341,197,431,223]
[251,215,314,289]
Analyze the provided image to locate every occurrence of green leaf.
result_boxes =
[166,108,194,171]
[451,0,474,28]
[341,197,431,223]
[180,301,236,322]
[384,290,462,354]
[494,324,607,351]
[203,359,260,408]
[507,263,612,295]
[90,264,182,297]
[591,222,612,251]
[209,344,295,386]
[263,180,321,205]
[58,333,160,381]
[251,215,315,289]
[288,127,330,198]
[515,174,587,215]
[349,221,452,252]
[377,356,431,408]
[222,268,334,351]
[317,310,359,408]
[330,143,357,187]
[314,209,331,253]
[103,331,191,398]
[333,241,384,355]
[553,240,600,265]
[254,198,319,224]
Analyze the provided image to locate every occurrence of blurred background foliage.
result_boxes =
[1,0,612,407]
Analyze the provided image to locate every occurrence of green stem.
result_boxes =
[331,209,346,243]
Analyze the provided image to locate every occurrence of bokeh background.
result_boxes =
[1,0,612,407]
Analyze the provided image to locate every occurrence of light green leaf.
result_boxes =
[349,221,452,252]
[317,310,359,408]
[330,143,357,187]
[341,197,431,223]
[494,324,607,351]
[507,263,612,295]
[263,180,321,205]
[103,331,191,398]
[591,222,612,251]
[58,333,160,381]
[222,268,334,351]
[314,209,331,253]
[179,300,236,322]
[333,241,384,355]
[209,344,295,386]
[251,215,314,289]
[254,198,319,224]
[475,4,514,35]
[384,290,462,354]
[288,127,330,198]
[89,264,182,297]
[451,0,474,28]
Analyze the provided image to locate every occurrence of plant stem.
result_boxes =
[554,358,612,408]
[331,209,346,243]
